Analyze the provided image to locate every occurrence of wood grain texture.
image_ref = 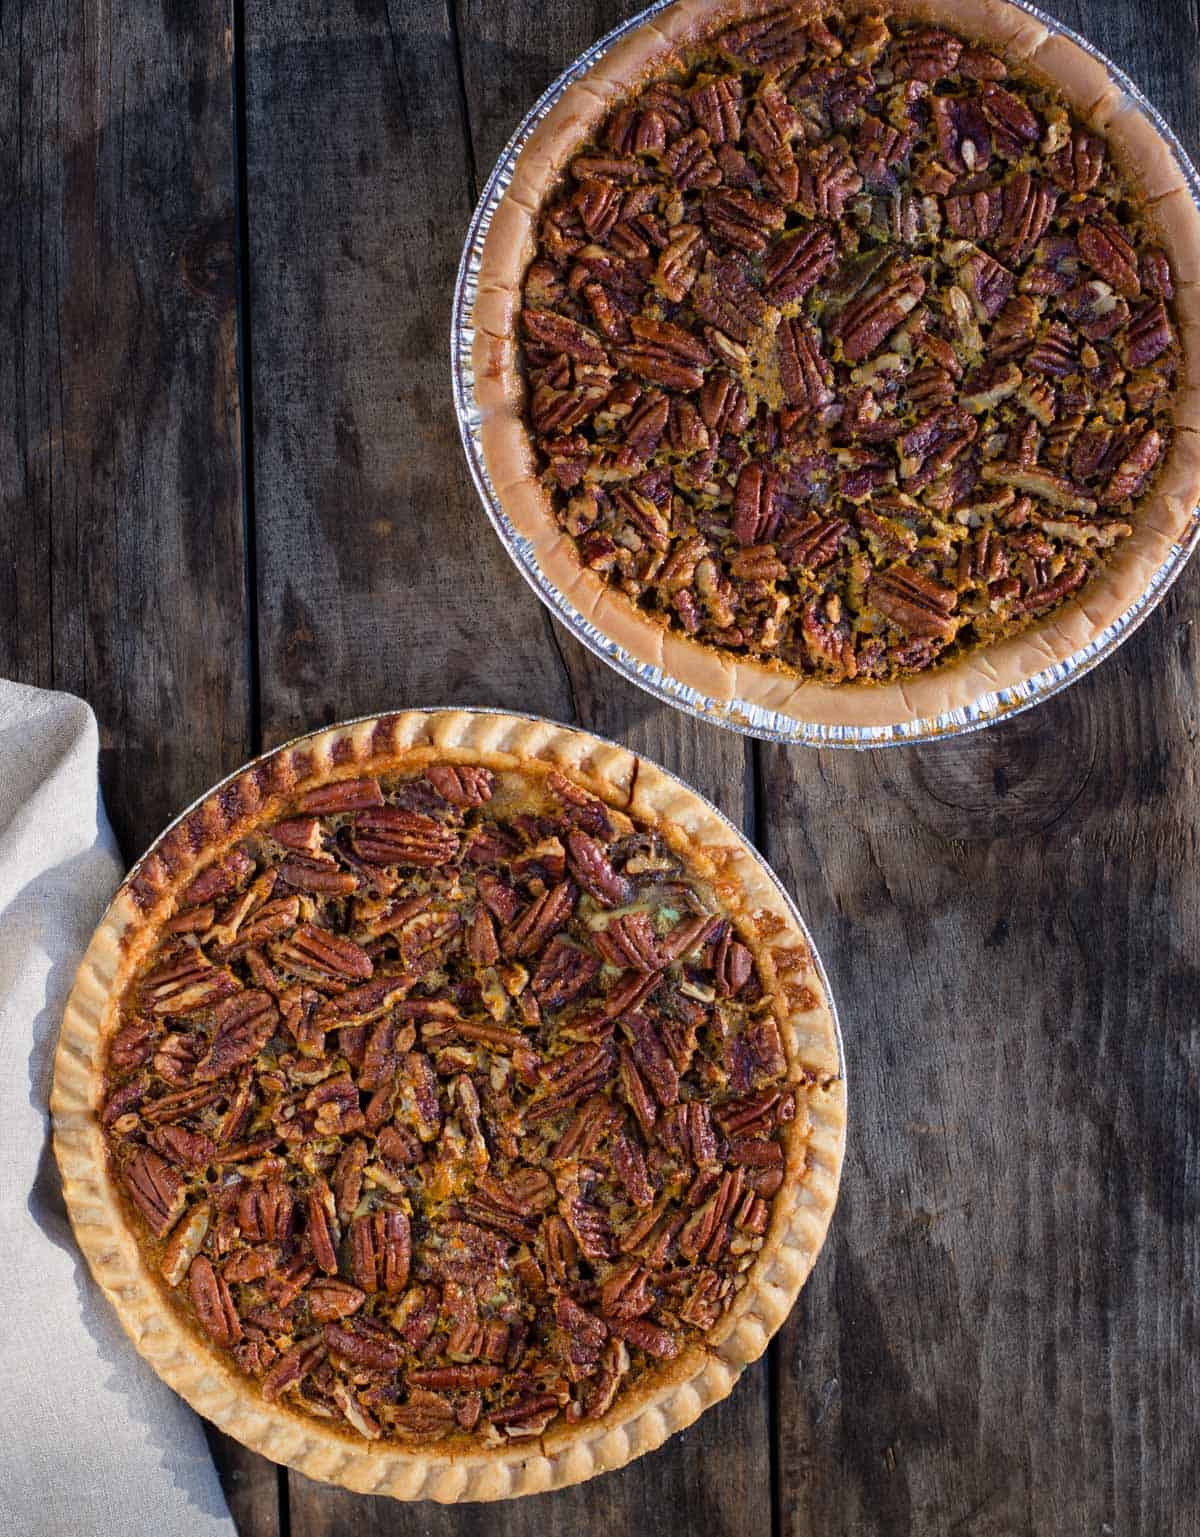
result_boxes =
[10,0,1200,1532]
[0,0,255,858]
[0,3,277,1531]
[243,0,572,750]
[762,7,1200,1531]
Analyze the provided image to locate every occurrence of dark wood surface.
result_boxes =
[5,1,1198,1532]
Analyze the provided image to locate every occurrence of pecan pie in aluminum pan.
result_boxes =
[51,710,844,1500]
[455,0,1200,743]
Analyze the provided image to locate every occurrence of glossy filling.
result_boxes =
[101,764,803,1445]
[518,7,1180,683]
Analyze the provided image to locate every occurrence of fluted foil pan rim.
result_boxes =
[451,0,1200,747]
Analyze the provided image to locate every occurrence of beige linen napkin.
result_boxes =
[0,680,234,1537]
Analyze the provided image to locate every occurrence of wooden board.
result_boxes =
[0,7,278,1530]
[8,0,1200,1531]
[767,625,1200,1534]
[241,0,572,745]
[0,2,255,853]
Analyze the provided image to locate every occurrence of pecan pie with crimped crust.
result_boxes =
[53,713,843,1501]
[473,0,1200,729]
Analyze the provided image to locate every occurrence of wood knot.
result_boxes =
[179,214,235,309]
[901,695,1095,839]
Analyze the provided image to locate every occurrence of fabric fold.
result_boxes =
[0,679,233,1537]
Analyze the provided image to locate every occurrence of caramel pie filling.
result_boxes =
[101,765,805,1445]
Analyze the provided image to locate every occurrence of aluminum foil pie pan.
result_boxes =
[451,0,1200,747]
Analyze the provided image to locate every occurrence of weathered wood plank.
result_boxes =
[770,625,1200,1536]
[0,4,277,1532]
[765,3,1200,1528]
[243,0,572,751]
[0,4,257,857]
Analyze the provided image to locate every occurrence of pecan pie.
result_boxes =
[52,712,843,1501]
[472,0,1200,731]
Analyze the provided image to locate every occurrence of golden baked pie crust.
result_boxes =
[472,0,1200,732]
[51,710,845,1501]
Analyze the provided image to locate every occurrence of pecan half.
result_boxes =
[351,807,460,868]
[945,185,1002,241]
[238,1177,296,1244]
[891,27,962,82]
[763,225,838,303]
[608,1315,679,1360]
[308,1278,366,1323]
[593,913,661,972]
[566,832,627,907]
[523,307,608,363]
[142,955,240,1018]
[654,225,705,304]
[719,9,809,69]
[261,1336,324,1402]
[620,316,711,392]
[147,1123,215,1168]
[996,172,1058,263]
[932,94,991,174]
[160,1202,212,1286]
[296,777,383,814]
[778,317,834,416]
[703,186,785,255]
[745,87,801,201]
[955,245,1014,321]
[690,76,742,145]
[979,82,1040,156]
[189,1255,241,1348]
[836,259,926,361]
[533,935,601,1006]
[732,463,780,545]
[980,463,1097,514]
[1047,126,1106,193]
[424,764,494,807]
[123,1147,186,1237]
[1077,219,1141,299]
[349,1211,411,1295]
[855,113,912,185]
[1122,300,1172,369]
[1097,428,1162,506]
[871,565,959,639]
[503,881,577,957]
[180,848,255,909]
[693,256,766,344]
[389,1388,458,1440]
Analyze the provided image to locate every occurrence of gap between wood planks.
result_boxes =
[232,0,264,764]
[230,2,279,1527]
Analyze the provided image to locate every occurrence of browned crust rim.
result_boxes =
[471,0,1200,733]
[51,709,846,1502]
